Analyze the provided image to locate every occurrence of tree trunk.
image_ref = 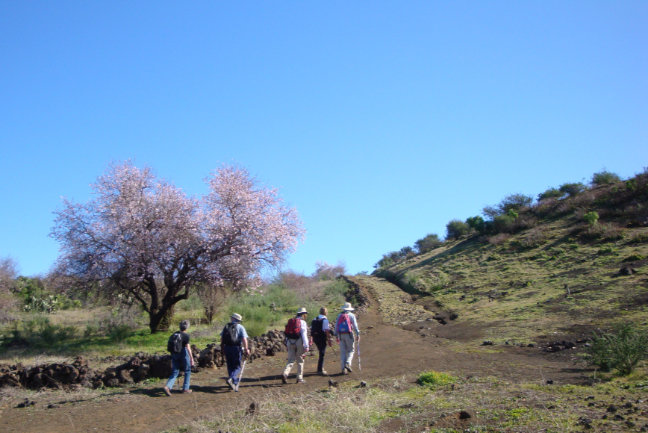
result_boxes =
[149,304,175,333]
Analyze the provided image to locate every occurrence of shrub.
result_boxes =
[580,223,624,242]
[559,182,586,197]
[107,323,133,342]
[622,254,645,262]
[538,187,563,201]
[592,170,621,186]
[583,211,599,226]
[492,214,516,233]
[417,370,457,388]
[446,220,470,240]
[415,233,442,254]
[587,323,648,375]
[627,233,648,245]
[465,216,485,234]
[487,233,510,245]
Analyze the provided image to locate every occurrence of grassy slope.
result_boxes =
[375,181,648,345]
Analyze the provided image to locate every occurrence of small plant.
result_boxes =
[417,370,457,388]
[587,323,648,375]
[623,254,645,262]
[583,211,599,226]
[107,323,133,342]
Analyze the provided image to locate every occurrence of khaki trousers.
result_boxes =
[283,338,306,379]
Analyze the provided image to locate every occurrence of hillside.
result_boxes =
[373,172,648,346]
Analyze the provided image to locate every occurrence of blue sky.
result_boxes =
[1,1,646,278]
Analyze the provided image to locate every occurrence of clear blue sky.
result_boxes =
[1,1,646,278]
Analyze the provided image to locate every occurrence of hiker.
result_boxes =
[335,302,360,374]
[311,307,333,375]
[220,313,250,391]
[282,307,310,384]
[163,320,195,395]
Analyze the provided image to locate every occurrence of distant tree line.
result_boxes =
[374,169,644,270]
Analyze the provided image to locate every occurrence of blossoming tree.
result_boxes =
[51,162,304,332]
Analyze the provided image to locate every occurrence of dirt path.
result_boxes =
[0,277,590,433]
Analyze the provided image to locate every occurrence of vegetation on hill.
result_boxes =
[373,169,648,348]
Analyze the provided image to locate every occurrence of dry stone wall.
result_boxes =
[0,329,288,390]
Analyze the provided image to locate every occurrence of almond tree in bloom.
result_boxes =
[51,162,304,332]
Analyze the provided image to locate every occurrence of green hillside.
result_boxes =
[373,170,648,345]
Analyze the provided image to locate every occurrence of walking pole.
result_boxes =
[357,337,362,371]
[235,360,246,391]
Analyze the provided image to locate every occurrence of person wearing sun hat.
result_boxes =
[281,307,310,384]
[335,302,360,374]
[220,313,250,391]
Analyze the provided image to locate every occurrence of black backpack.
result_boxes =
[311,317,325,337]
[167,332,184,354]
[222,323,240,346]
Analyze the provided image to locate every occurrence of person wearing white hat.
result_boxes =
[282,307,310,384]
[220,313,250,391]
[335,302,360,374]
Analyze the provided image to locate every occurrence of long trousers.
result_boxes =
[339,333,355,371]
[314,335,327,372]
[283,337,306,380]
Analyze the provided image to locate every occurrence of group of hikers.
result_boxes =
[163,302,361,395]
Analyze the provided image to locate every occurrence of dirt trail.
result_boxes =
[0,276,590,433]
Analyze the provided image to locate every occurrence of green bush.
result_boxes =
[583,211,599,226]
[538,187,563,201]
[587,323,648,375]
[559,182,586,197]
[446,220,470,240]
[592,170,621,186]
[465,216,485,234]
[107,323,134,342]
[415,233,442,253]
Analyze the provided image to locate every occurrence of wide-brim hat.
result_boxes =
[231,313,242,321]
[296,307,308,315]
[341,302,354,311]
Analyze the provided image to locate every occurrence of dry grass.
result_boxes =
[165,369,648,433]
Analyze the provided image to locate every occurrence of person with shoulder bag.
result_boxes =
[163,320,195,395]
[281,307,310,384]
[335,302,360,375]
[220,313,250,392]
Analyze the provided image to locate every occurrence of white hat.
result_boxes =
[296,307,308,315]
[341,302,354,311]
[231,313,242,321]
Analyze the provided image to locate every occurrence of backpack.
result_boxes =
[222,323,240,346]
[336,313,353,334]
[284,317,302,339]
[311,317,325,337]
[167,332,184,354]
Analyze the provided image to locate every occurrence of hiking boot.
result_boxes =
[281,374,288,384]
[296,378,305,384]
[182,389,192,394]
[226,378,235,390]
[345,364,353,373]
[163,386,172,396]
